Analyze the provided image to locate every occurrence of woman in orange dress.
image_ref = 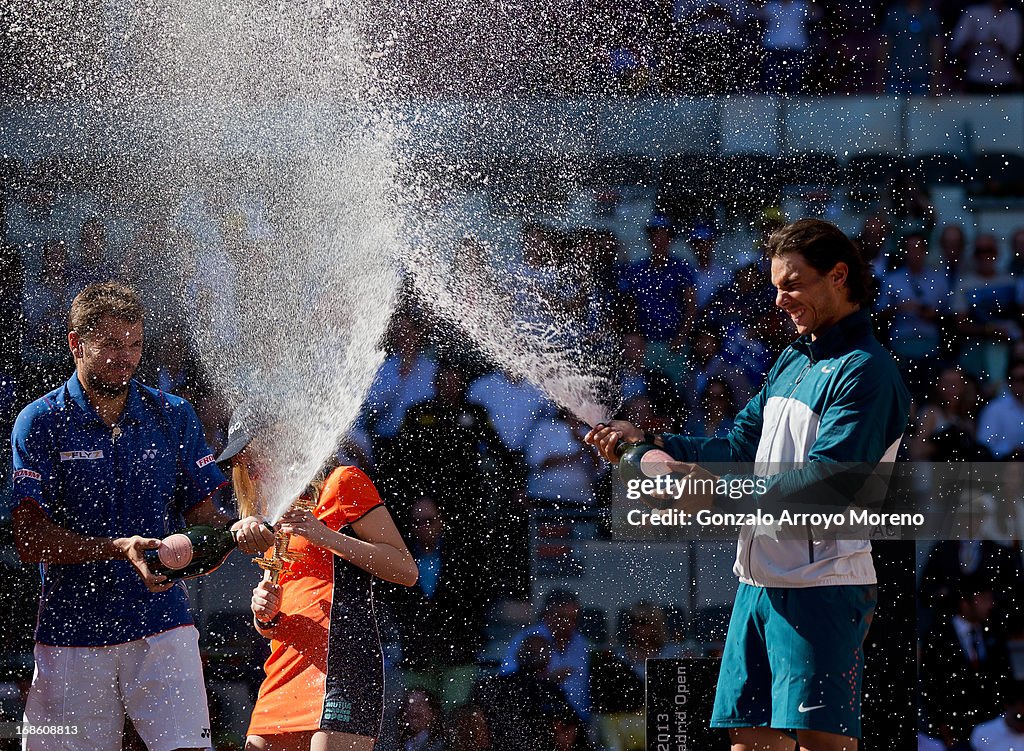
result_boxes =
[224,425,418,751]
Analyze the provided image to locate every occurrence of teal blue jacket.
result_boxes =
[662,309,911,587]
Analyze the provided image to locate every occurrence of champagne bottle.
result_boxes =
[615,440,676,486]
[143,525,240,581]
[615,441,685,509]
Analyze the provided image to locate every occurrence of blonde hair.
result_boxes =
[232,463,261,519]
[232,458,336,517]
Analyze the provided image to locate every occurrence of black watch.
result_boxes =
[256,614,280,629]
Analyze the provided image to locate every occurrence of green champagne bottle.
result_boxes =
[616,441,681,508]
[143,525,239,581]
[615,441,675,485]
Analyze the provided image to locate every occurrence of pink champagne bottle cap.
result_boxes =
[157,534,194,569]
[639,449,675,478]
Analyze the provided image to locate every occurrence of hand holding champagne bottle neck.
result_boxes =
[584,420,647,463]
[614,438,643,459]
[229,517,277,556]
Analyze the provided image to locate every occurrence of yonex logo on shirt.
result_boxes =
[59,450,104,461]
[13,468,42,482]
[196,454,215,468]
[142,448,158,459]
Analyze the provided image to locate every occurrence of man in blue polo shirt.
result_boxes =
[10,281,274,751]
[589,220,911,751]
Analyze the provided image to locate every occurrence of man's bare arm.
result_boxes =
[14,500,130,564]
[12,500,173,592]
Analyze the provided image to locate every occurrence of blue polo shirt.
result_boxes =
[10,374,228,646]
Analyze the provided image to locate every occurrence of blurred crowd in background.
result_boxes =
[3,0,1024,739]
[387,0,1024,98]
[0,147,1023,750]
[5,1,1024,99]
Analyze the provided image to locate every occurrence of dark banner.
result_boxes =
[645,658,728,751]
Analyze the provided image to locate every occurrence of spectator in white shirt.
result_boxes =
[364,313,437,440]
[978,359,1024,458]
[686,221,733,312]
[467,370,553,454]
[760,0,822,94]
[878,232,949,361]
[524,414,598,508]
[970,680,1024,750]
[951,0,1023,93]
[500,589,592,721]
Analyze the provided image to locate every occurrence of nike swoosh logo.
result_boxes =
[798,703,826,713]
[821,366,835,373]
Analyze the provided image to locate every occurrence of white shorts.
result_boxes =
[23,625,212,751]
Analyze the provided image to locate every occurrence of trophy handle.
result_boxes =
[253,495,318,584]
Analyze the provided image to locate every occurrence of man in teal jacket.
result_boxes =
[588,219,910,751]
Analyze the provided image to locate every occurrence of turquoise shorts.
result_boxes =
[710,582,877,739]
